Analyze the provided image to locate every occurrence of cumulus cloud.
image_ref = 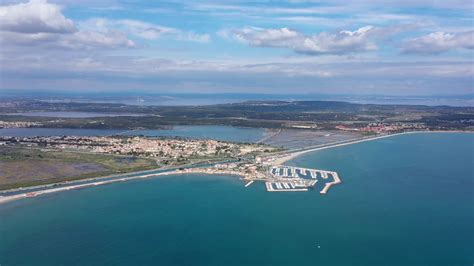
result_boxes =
[0,0,209,51]
[402,31,474,54]
[0,0,76,34]
[226,26,388,55]
[0,0,136,49]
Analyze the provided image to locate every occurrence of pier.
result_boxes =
[265,181,309,192]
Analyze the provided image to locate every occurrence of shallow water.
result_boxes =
[0,133,472,265]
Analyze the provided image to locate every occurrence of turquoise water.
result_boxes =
[0,133,472,265]
[0,126,266,143]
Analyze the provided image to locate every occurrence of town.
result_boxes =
[0,134,342,194]
[0,135,278,166]
[0,121,43,128]
[336,122,427,134]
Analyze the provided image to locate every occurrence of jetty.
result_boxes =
[320,172,341,194]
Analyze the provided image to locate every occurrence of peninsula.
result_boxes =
[1,98,473,203]
[2,130,421,205]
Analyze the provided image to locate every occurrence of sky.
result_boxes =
[0,0,473,96]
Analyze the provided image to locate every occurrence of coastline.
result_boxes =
[271,133,405,165]
[0,130,471,205]
[0,167,249,205]
[0,156,239,195]
[271,130,472,165]
[0,169,187,205]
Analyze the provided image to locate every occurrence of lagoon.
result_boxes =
[3,111,149,118]
[0,128,123,137]
[0,125,267,143]
[0,133,472,265]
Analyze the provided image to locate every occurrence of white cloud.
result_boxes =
[227,26,385,55]
[0,0,76,33]
[402,31,474,54]
[0,0,136,49]
[80,19,176,40]
[80,18,211,43]
[60,30,136,49]
[2,52,472,95]
[0,0,210,51]
[0,25,136,50]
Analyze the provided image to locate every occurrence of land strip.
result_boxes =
[0,135,278,190]
[1,100,473,131]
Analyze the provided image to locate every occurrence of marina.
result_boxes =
[0,161,341,205]
[266,165,339,193]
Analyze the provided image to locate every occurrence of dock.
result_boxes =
[265,181,308,192]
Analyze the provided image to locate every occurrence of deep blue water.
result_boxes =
[0,126,266,142]
[0,133,472,265]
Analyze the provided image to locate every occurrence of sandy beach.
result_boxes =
[271,133,406,165]
[0,170,184,205]
[270,130,468,165]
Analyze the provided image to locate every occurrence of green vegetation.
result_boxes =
[1,100,472,130]
[0,146,157,190]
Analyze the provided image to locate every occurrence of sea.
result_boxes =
[0,132,472,265]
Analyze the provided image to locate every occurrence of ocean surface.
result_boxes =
[0,126,266,143]
[0,133,472,265]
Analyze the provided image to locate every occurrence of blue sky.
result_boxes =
[0,0,473,95]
